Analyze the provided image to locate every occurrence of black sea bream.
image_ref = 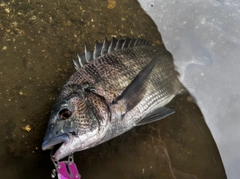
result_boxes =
[42,38,184,160]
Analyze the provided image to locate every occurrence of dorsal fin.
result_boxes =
[115,38,125,50]
[101,38,110,55]
[108,37,118,53]
[122,37,131,49]
[84,44,93,62]
[128,38,136,47]
[93,40,102,59]
[72,37,152,70]
[72,53,86,70]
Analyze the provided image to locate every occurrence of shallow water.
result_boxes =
[0,0,226,178]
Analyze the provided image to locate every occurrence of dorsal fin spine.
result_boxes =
[77,53,84,67]
[73,38,152,70]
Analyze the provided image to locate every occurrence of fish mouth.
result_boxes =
[42,133,70,151]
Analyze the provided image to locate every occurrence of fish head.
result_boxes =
[42,87,110,160]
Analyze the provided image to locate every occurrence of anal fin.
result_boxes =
[136,107,175,126]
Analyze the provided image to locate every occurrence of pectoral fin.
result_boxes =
[136,107,174,126]
[115,53,163,113]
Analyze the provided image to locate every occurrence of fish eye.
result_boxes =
[59,108,72,120]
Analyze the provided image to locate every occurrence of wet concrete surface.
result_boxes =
[0,0,226,178]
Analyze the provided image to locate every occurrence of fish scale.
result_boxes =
[42,38,185,160]
[70,46,161,102]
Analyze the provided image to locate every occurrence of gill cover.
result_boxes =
[42,86,110,152]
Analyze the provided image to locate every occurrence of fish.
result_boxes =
[41,37,185,160]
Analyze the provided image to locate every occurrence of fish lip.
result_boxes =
[41,133,70,151]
